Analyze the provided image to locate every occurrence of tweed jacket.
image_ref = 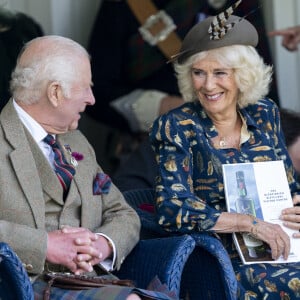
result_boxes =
[0,99,140,276]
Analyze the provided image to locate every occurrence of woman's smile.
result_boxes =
[205,93,223,101]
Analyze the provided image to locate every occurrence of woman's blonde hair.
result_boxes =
[174,45,273,108]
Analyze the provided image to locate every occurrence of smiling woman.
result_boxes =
[149,5,300,300]
[191,61,238,115]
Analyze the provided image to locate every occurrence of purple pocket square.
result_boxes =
[93,173,112,195]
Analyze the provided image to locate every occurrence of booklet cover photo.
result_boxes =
[222,160,300,264]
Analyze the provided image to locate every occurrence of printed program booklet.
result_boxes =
[222,160,300,264]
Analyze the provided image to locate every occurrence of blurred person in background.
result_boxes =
[81,0,280,179]
[269,25,300,52]
[0,7,43,110]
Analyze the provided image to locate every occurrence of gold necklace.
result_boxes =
[217,136,240,149]
[219,137,227,148]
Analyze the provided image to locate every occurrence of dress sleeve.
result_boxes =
[149,113,221,233]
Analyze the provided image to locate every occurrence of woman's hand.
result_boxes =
[213,212,290,260]
[280,195,300,237]
[252,218,290,260]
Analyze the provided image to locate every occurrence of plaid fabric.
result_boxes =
[33,278,177,300]
[126,0,203,82]
[33,280,132,300]
[93,172,112,195]
[43,134,76,193]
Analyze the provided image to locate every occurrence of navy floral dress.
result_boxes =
[150,98,300,299]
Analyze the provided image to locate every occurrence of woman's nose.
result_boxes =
[203,74,216,90]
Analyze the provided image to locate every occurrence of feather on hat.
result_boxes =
[171,0,258,64]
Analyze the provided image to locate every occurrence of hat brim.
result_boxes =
[174,15,258,64]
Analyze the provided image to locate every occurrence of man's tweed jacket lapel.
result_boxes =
[0,99,46,228]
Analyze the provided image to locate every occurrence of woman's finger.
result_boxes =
[283,220,300,231]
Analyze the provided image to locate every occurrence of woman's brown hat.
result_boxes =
[173,14,258,64]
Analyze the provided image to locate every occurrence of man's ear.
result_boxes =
[47,81,63,107]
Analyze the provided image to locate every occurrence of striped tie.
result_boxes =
[43,134,76,193]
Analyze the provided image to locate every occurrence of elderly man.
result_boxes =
[0,35,171,300]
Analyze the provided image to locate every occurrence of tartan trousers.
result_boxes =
[33,279,177,300]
